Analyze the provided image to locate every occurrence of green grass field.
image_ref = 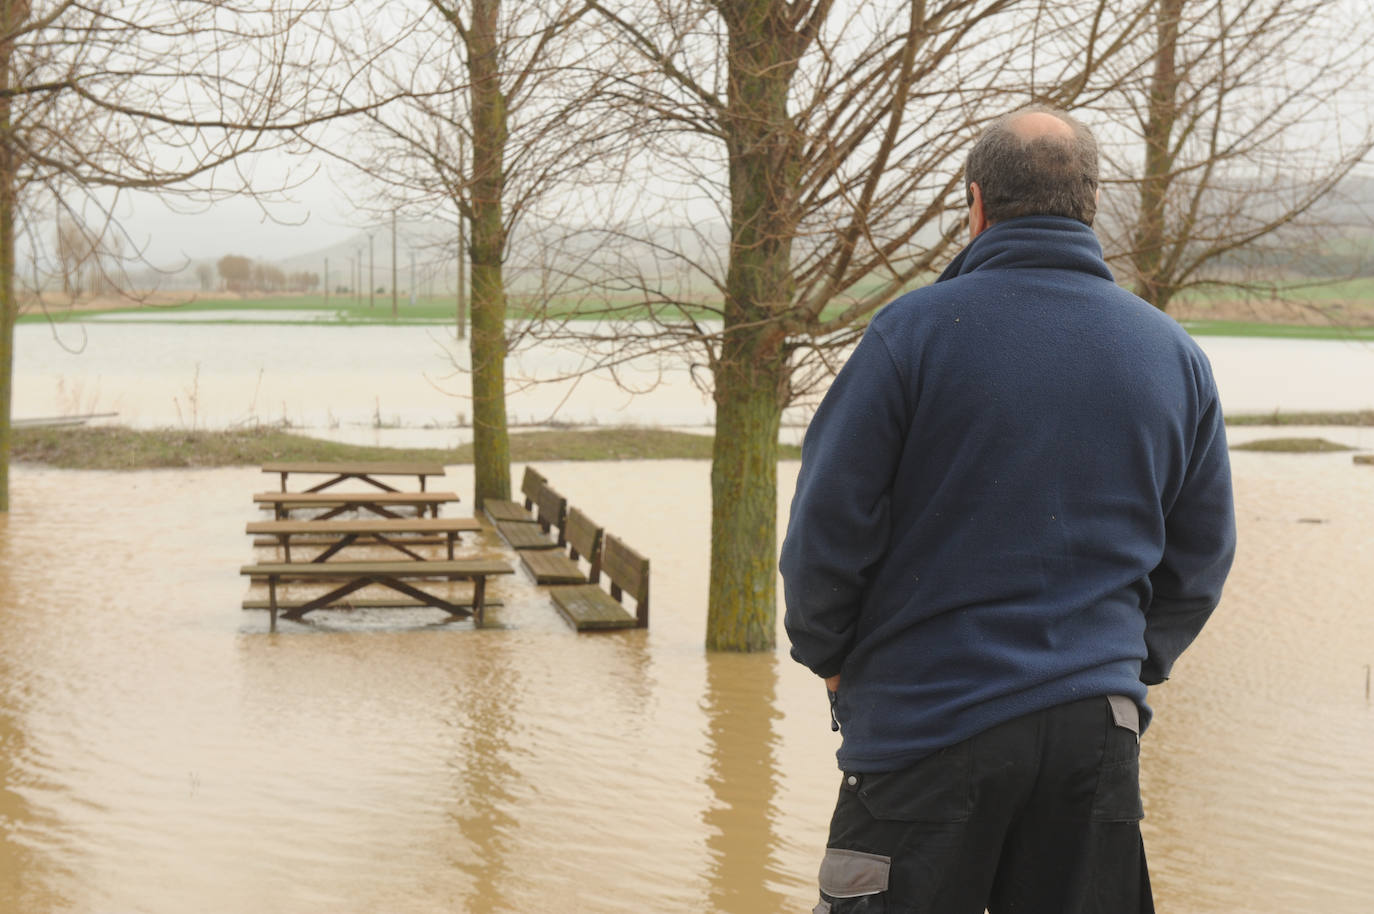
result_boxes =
[21,275,1374,341]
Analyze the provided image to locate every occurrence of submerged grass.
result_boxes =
[1230,437,1357,453]
[12,424,800,471]
[1225,409,1374,427]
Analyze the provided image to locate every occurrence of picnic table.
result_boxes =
[241,559,514,628]
[252,490,460,520]
[262,461,448,493]
[246,517,482,562]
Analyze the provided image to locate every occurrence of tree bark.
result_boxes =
[705,0,805,651]
[1134,0,1183,310]
[465,0,512,508]
[0,1,25,512]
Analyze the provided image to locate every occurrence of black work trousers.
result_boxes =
[814,695,1153,914]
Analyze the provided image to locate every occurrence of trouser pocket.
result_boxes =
[1092,695,1145,822]
[816,848,890,913]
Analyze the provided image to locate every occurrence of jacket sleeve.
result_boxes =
[781,326,909,678]
[1142,386,1236,686]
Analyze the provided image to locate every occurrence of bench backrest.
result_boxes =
[564,506,605,583]
[534,483,568,545]
[520,466,547,509]
[603,533,650,628]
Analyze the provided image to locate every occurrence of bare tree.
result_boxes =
[556,0,1147,650]
[1096,0,1374,312]
[315,0,611,508]
[0,0,394,510]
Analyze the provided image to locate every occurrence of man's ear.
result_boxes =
[969,182,990,239]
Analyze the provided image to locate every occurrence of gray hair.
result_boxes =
[965,106,1099,226]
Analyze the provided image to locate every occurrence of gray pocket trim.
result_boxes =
[1108,694,1140,735]
[818,847,891,898]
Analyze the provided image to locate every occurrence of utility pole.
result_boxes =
[369,234,375,309]
[391,209,398,319]
[324,257,329,307]
[457,131,467,340]
[357,247,363,301]
[410,249,416,309]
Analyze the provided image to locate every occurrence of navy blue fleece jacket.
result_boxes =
[781,216,1236,772]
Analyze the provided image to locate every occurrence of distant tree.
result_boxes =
[217,255,253,293]
[55,216,92,296]
[1096,0,1374,311]
[194,263,214,292]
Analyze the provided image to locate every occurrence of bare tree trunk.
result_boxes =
[465,0,511,508]
[704,0,805,651]
[1133,0,1183,310]
[0,1,24,512]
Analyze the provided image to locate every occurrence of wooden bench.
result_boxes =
[252,490,460,520]
[521,505,600,585]
[494,482,566,551]
[246,517,481,563]
[482,466,545,524]
[549,532,648,631]
[240,559,513,628]
[262,461,448,493]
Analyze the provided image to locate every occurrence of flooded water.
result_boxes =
[14,322,1374,443]
[1,454,1372,913]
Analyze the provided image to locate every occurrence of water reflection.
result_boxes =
[445,632,524,913]
[702,652,789,914]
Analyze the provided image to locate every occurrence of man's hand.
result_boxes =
[825,674,841,692]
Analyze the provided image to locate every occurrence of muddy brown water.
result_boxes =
[1,455,1373,913]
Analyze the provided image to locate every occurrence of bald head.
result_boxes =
[965,105,1099,226]
[1007,109,1077,141]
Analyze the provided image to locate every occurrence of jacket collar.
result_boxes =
[936,216,1115,284]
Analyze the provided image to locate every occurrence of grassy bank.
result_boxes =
[1231,437,1356,453]
[12,424,801,471]
[1225,409,1374,426]
[24,287,1374,340]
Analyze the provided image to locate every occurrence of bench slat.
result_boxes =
[262,461,446,476]
[602,534,650,605]
[242,596,505,610]
[483,499,535,523]
[241,559,512,578]
[495,520,559,550]
[549,584,638,631]
[520,550,586,585]
[246,518,480,535]
[253,491,459,505]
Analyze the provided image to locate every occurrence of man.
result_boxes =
[780,106,1236,914]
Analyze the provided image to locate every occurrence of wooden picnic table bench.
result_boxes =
[252,490,460,520]
[241,558,513,628]
[521,505,597,585]
[246,517,482,563]
[549,530,649,632]
[483,466,545,524]
[495,481,566,551]
[262,461,449,493]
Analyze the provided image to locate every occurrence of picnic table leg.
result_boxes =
[279,534,292,563]
[473,575,487,628]
[446,531,455,560]
[268,575,279,630]
[279,471,288,492]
